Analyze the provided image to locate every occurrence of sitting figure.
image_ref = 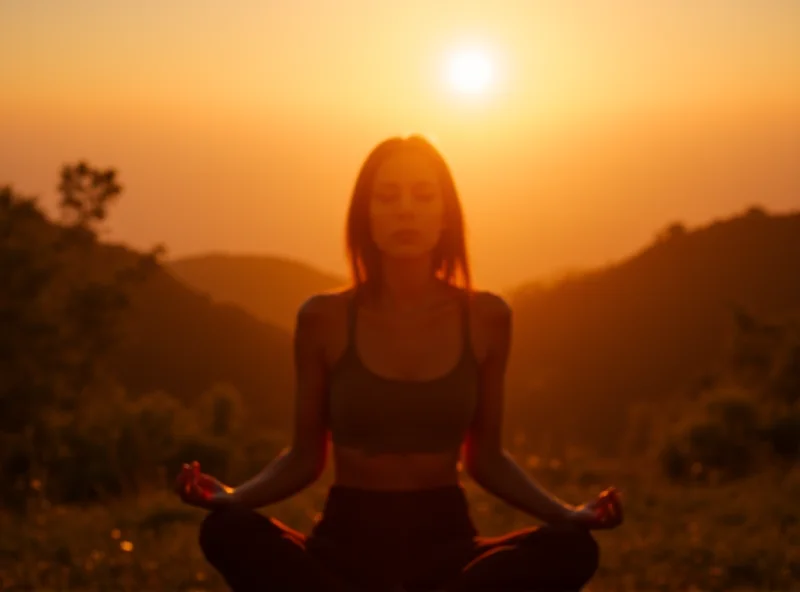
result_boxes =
[175,134,623,592]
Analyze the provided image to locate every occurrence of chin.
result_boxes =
[384,245,434,259]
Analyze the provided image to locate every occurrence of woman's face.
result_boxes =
[368,150,445,260]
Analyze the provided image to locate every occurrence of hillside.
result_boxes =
[505,207,800,450]
[0,187,296,432]
[167,254,348,331]
[161,209,800,450]
[106,250,295,430]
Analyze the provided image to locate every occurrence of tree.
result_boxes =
[0,162,163,503]
[57,161,122,230]
[656,221,687,243]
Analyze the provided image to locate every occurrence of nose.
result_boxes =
[396,190,416,217]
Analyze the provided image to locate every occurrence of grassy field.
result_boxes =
[1,451,798,592]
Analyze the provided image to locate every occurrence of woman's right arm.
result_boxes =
[224,295,332,510]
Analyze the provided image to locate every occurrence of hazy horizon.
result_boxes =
[2,0,799,290]
[3,5,800,588]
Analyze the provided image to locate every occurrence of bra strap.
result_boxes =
[346,289,360,352]
[460,290,473,358]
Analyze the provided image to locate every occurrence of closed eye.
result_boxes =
[375,192,399,202]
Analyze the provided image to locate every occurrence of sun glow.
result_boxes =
[445,47,495,96]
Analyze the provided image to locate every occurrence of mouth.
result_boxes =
[391,229,421,243]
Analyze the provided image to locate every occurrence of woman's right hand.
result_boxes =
[174,461,234,510]
[567,486,624,530]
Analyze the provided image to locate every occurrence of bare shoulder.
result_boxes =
[466,290,512,362]
[296,288,354,362]
[298,288,350,319]
[470,290,512,326]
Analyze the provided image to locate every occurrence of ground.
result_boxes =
[2,452,798,591]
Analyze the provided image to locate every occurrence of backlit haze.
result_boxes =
[2,0,799,290]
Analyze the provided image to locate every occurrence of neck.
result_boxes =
[375,256,440,311]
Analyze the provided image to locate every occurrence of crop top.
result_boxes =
[326,289,480,454]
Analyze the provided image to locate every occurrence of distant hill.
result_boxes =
[505,207,800,451]
[57,242,297,431]
[1,185,297,433]
[167,254,348,331]
[20,176,797,448]
[106,249,295,430]
[129,208,800,444]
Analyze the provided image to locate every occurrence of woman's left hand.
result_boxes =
[567,487,624,530]
[174,461,233,510]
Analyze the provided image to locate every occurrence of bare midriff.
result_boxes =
[332,445,461,490]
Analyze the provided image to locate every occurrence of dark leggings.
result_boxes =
[199,486,599,592]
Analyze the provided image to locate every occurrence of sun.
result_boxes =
[445,47,495,95]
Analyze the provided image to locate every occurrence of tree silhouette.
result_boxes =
[57,161,121,231]
[0,162,163,502]
[656,220,687,243]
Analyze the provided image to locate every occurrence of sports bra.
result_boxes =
[326,289,480,454]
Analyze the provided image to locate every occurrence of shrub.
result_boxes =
[764,413,800,460]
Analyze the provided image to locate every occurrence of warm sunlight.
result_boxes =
[3,1,800,588]
[445,47,495,95]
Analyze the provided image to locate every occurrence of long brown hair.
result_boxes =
[345,135,472,296]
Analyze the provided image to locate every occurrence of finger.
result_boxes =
[600,486,619,501]
[597,507,616,529]
[197,475,220,494]
[606,489,622,515]
[603,497,619,518]
[175,466,193,493]
[593,488,614,508]
[175,469,189,486]
[603,504,621,528]
[599,487,616,502]
[185,482,205,504]
[176,483,192,503]
[188,464,202,487]
[184,469,194,493]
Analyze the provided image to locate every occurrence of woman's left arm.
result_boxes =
[462,292,576,525]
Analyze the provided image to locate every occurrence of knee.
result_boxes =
[198,504,255,561]
[565,527,600,583]
[537,524,599,584]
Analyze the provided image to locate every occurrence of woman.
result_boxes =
[175,135,623,592]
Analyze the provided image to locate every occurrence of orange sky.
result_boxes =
[2,0,799,290]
